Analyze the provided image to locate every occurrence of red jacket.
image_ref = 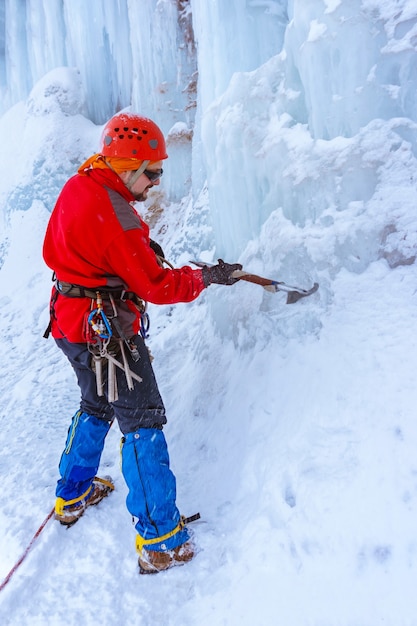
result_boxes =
[43,167,205,342]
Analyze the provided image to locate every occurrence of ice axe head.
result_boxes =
[286,282,319,304]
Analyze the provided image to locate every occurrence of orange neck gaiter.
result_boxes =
[78,154,144,175]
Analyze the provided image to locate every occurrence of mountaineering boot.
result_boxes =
[55,476,114,526]
[138,540,194,574]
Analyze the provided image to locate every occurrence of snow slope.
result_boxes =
[1,200,417,625]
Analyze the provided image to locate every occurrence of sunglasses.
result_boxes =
[144,168,163,182]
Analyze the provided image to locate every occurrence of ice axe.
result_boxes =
[191,261,319,304]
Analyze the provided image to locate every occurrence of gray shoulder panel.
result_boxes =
[105,187,142,232]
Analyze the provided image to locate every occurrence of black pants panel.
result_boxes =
[55,336,166,433]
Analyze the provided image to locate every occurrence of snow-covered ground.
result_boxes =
[1,1,417,624]
[154,257,417,626]
[1,200,417,625]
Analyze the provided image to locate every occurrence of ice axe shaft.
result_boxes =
[231,270,319,303]
[191,261,319,304]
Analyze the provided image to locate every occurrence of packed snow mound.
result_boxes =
[0,85,99,217]
[26,67,87,117]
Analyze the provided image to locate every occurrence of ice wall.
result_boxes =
[0,0,197,202]
[1,0,417,287]
[285,0,417,140]
[190,0,289,213]
[199,0,417,276]
[0,0,195,129]
[128,0,197,202]
[191,0,288,110]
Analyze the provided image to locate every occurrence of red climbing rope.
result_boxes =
[0,507,55,592]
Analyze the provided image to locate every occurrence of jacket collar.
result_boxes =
[84,167,136,203]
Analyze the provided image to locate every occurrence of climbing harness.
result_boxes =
[44,251,174,398]
[45,277,149,401]
[87,291,143,402]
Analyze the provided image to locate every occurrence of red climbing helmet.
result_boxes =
[99,112,168,160]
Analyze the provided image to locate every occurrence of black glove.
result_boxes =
[149,239,166,267]
[149,239,165,259]
[201,259,243,287]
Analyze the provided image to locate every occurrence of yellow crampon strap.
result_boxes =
[136,518,185,555]
[94,476,115,491]
[54,476,114,516]
[55,485,93,516]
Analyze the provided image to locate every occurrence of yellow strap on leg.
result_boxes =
[55,484,93,516]
[54,476,114,516]
[136,519,185,555]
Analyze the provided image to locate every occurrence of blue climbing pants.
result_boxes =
[121,429,190,551]
[54,337,188,550]
[56,410,111,500]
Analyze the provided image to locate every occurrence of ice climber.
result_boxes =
[42,112,242,574]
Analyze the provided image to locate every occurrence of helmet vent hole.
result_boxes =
[118,134,124,139]
[142,130,148,135]
[114,127,119,132]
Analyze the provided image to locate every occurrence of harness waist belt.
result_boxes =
[56,280,140,304]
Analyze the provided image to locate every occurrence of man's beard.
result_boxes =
[130,184,153,202]
[131,191,147,201]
